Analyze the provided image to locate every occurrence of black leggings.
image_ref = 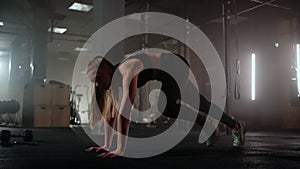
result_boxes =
[156,71,237,129]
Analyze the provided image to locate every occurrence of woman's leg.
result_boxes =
[184,81,237,129]
[158,76,246,147]
[157,72,237,129]
[159,87,207,126]
[157,72,207,126]
[183,81,246,147]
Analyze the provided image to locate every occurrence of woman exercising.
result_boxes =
[86,53,246,158]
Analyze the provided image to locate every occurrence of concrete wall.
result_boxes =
[278,18,300,129]
[202,15,300,130]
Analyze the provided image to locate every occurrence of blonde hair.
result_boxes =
[90,88,118,128]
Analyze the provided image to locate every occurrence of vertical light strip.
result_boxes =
[251,53,256,101]
[297,44,300,96]
[8,52,12,81]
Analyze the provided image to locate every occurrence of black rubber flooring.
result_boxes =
[0,126,299,169]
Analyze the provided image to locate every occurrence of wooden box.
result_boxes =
[34,106,52,127]
[53,106,70,127]
[33,84,52,106]
[52,84,70,106]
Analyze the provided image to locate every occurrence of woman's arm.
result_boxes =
[103,92,116,150]
[101,59,142,157]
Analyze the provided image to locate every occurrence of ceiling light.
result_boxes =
[58,57,69,61]
[75,47,88,52]
[48,27,67,34]
[0,22,3,26]
[69,2,93,12]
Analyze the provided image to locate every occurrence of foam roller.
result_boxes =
[0,100,20,114]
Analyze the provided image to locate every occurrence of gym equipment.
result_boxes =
[0,99,20,114]
[0,130,33,144]
[70,85,89,125]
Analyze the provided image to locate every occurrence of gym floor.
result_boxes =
[0,126,299,169]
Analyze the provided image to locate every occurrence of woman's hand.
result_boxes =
[97,150,122,158]
[85,146,109,153]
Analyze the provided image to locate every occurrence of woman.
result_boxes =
[86,53,246,158]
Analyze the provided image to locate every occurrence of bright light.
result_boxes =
[274,42,279,48]
[75,47,88,52]
[30,63,34,71]
[68,2,93,12]
[296,44,300,96]
[0,22,3,26]
[48,27,67,34]
[18,65,22,69]
[251,53,256,101]
[8,55,11,81]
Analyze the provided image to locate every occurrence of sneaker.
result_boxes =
[232,120,246,147]
[206,130,217,147]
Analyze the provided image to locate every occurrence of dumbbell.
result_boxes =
[0,130,33,144]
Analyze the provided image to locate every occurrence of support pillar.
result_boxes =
[93,0,125,64]
[31,0,48,82]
